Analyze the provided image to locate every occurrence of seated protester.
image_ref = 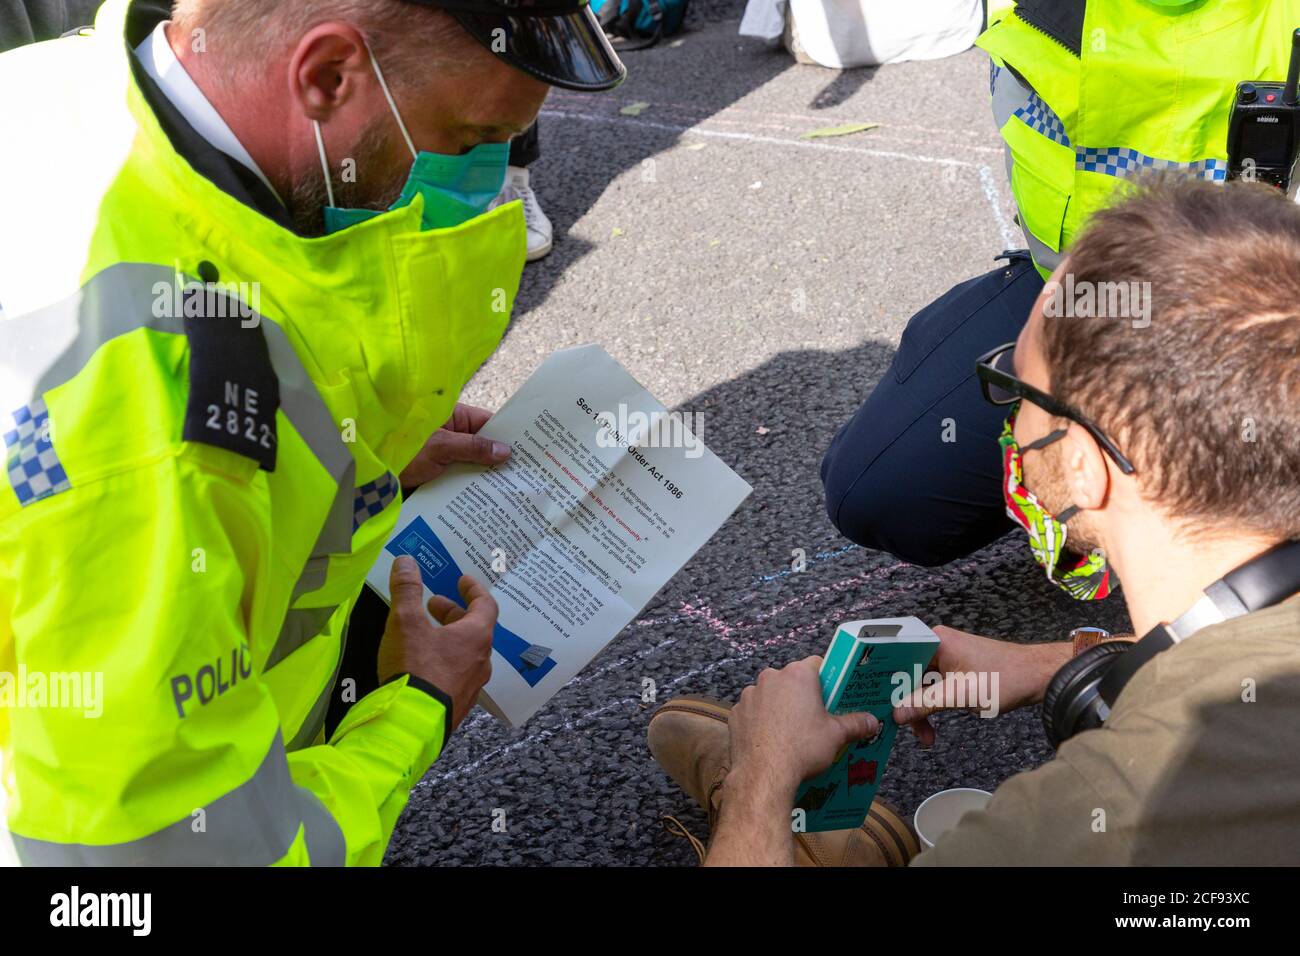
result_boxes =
[649,175,1300,865]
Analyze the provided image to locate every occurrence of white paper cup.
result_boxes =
[914,787,992,850]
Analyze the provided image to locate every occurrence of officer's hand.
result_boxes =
[378,556,499,730]
[399,403,511,492]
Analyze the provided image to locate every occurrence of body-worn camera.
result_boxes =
[1227,28,1300,196]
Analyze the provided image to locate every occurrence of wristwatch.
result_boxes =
[1068,626,1112,658]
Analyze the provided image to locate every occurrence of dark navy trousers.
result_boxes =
[509,121,540,168]
[820,250,1045,567]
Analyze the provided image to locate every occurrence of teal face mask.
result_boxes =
[313,46,508,234]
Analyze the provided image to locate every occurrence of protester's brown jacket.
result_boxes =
[913,595,1300,865]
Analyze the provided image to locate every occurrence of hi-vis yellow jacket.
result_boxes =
[980,0,1300,276]
[0,0,524,865]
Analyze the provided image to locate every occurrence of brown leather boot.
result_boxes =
[648,695,921,867]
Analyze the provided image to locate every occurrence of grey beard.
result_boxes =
[285,122,406,237]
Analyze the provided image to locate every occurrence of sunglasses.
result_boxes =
[975,342,1137,475]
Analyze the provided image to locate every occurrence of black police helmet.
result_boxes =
[399,0,626,91]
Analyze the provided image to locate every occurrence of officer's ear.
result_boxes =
[288,22,374,121]
[1061,421,1111,512]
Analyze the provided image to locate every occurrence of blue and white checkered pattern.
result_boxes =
[1014,93,1071,146]
[1075,146,1228,182]
[4,398,71,507]
[353,471,399,533]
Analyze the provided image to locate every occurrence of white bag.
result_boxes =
[740,0,983,68]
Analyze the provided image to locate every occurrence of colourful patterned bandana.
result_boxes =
[999,409,1112,601]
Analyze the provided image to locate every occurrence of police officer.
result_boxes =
[820,0,1300,573]
[0,0,621,865]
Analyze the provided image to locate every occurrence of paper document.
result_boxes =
[365,344,753,726]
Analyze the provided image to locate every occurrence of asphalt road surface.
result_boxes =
[385,5,1135,866]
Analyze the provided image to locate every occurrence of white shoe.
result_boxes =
[490,166,554,262]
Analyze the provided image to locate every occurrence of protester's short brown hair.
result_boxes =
[1041,175,1300,540]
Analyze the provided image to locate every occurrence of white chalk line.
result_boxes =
[543,107,975,167]
[449,545,872,735]
[545,93,1003,147]
[540,106,1015,246]
[550,107,1002,157]
[978,164,1019,250]
[423,646,753,786]
[419,540,1007,788]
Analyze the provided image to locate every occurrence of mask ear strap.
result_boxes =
[312,120,336,208]
[365,41,418,161]
[1022,428,1068,452]
[1025,427,1078,523]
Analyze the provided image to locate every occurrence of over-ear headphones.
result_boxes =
[1043,539,1300,749]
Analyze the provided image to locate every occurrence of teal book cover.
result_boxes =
[793,617,939,833]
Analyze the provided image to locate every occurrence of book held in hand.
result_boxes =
[794,617,940,833]
[365,345,752,726]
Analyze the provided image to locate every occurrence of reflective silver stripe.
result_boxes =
[991,64,1070,146]
[1022,226,1063,271]
[991,62,1034,130]
[990,69,1060,270]
[260,317,356,565]
[264,464,352,673]
[289,642,347,751]
[0,263,351,485]
[266,604,340,671]
[285,452,354,604]
[2,263,358,671]
[11,733,346,866]
[257,289,357,674]
[1000,139,1062,269]
[298,786,347,866]
[991,71,1061,269]
[0,262,188,413]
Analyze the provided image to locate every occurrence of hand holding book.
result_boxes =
[792,618,940,832]
[728,657,880,795]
